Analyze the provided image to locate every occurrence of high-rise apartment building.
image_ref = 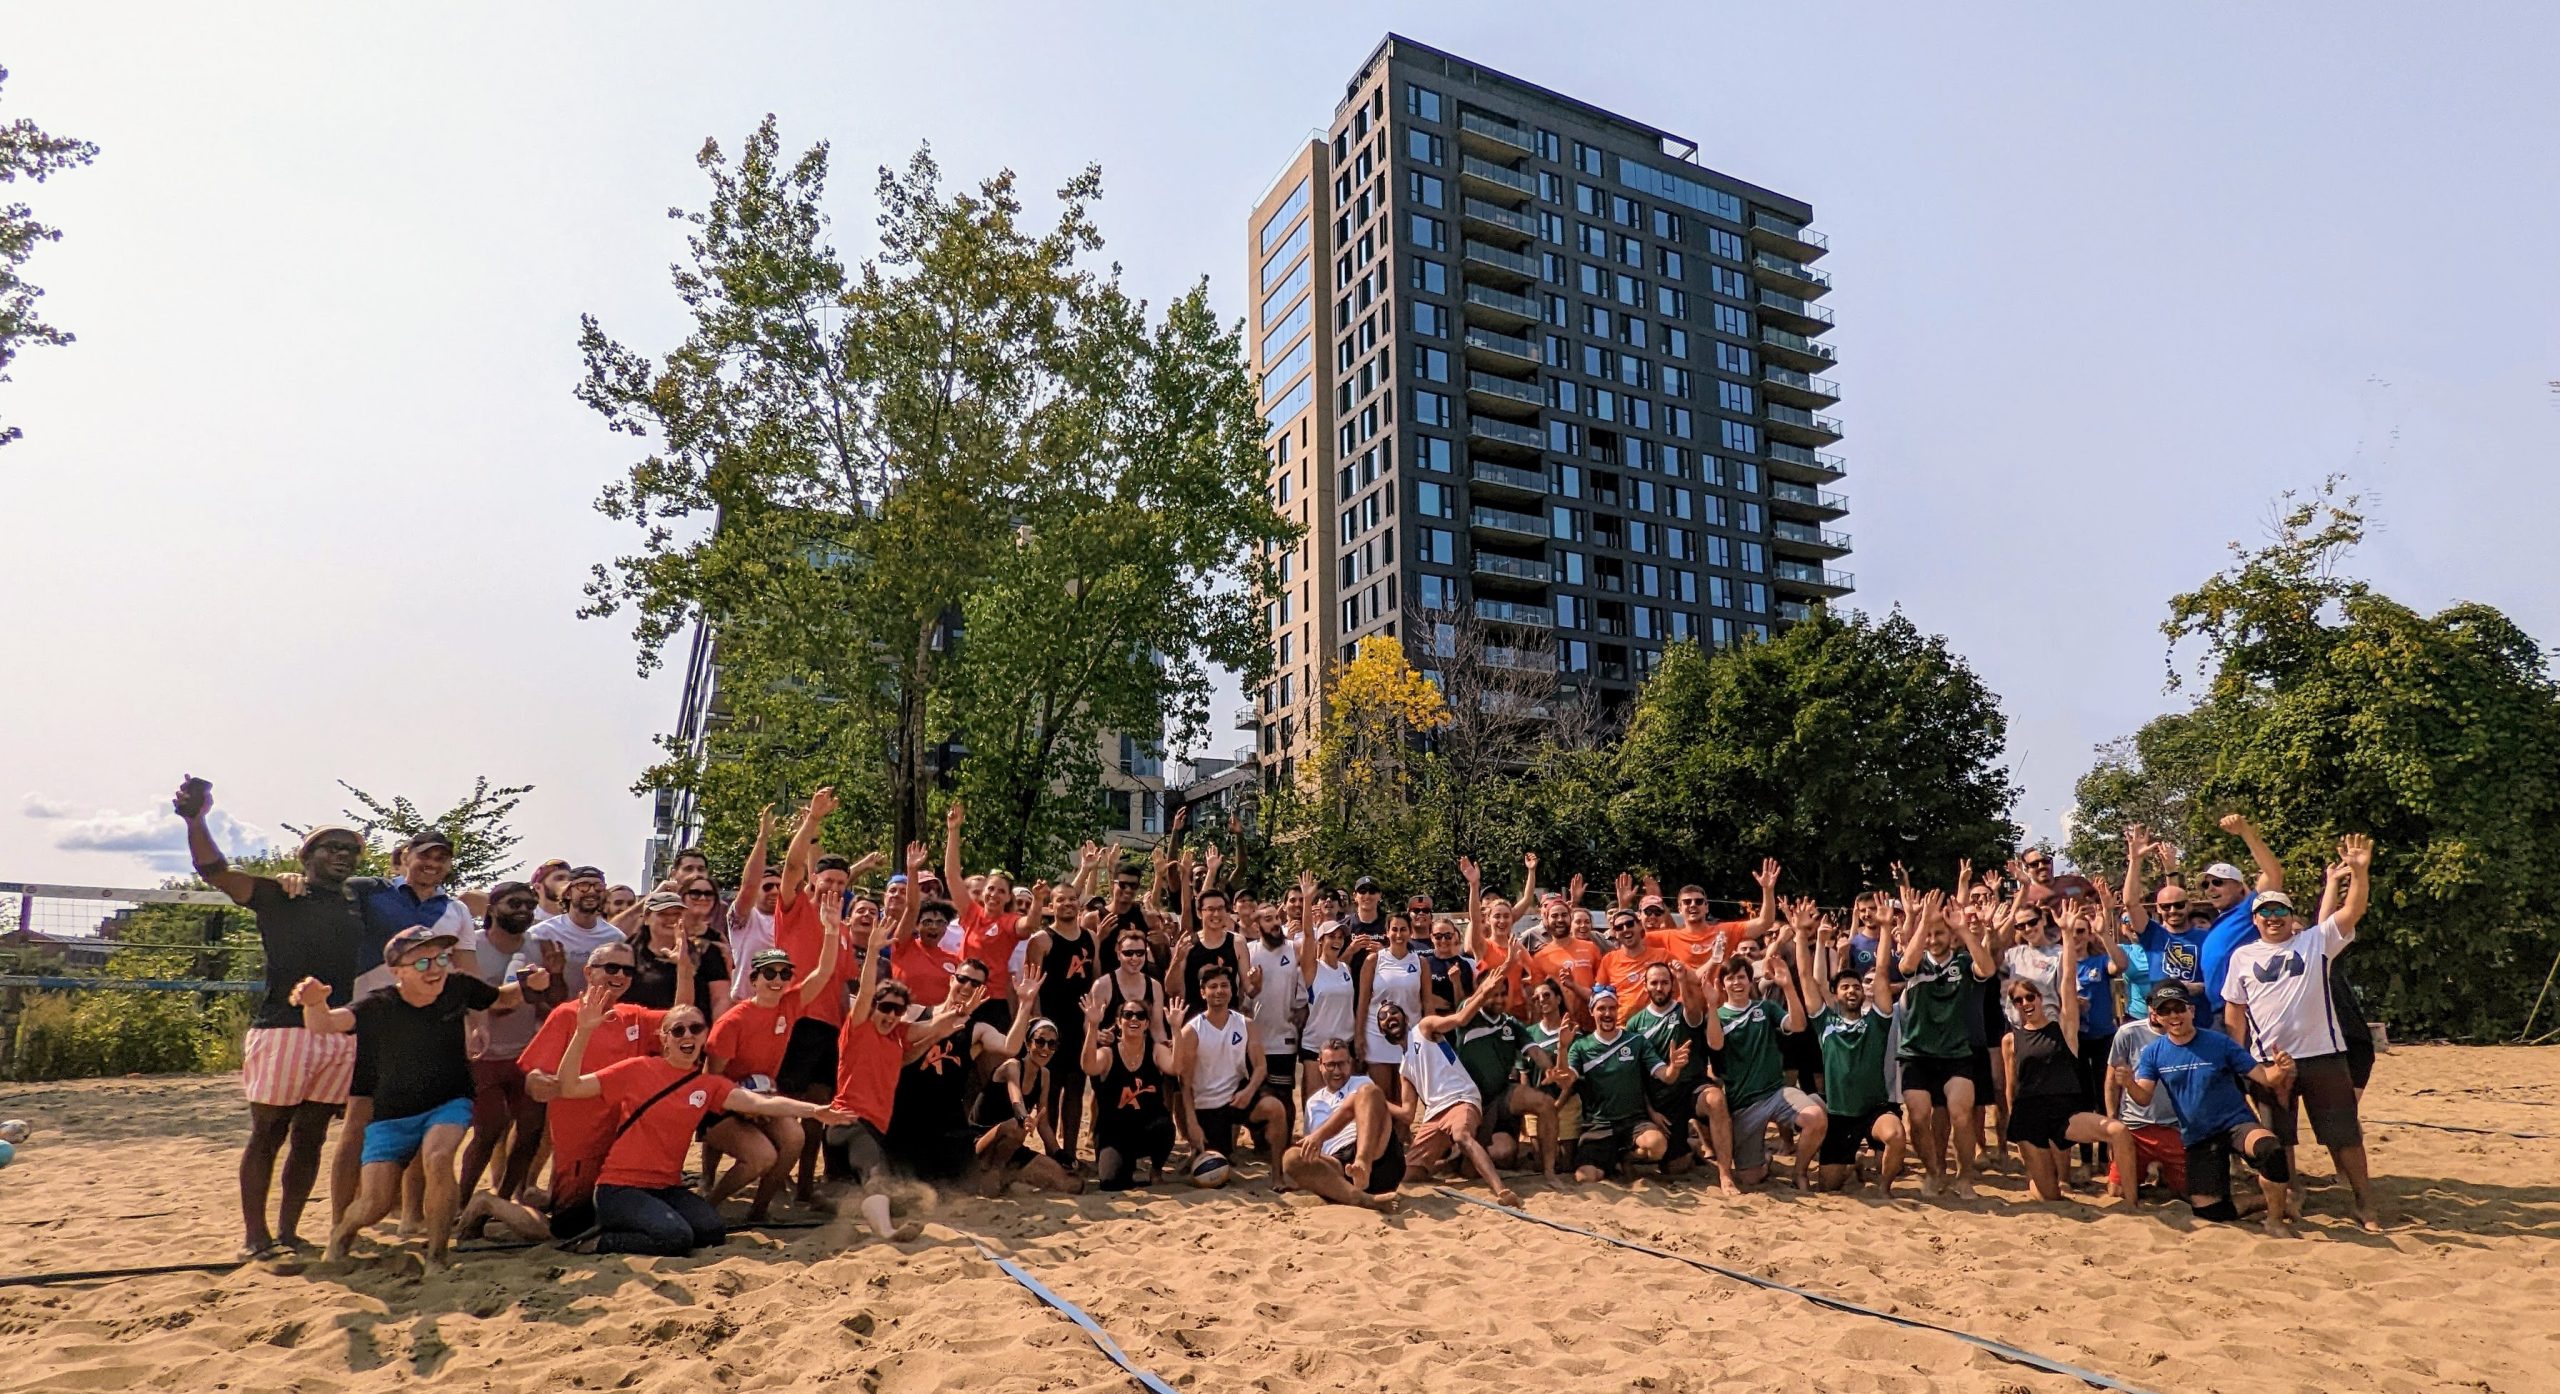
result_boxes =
[1248,34,1849,785]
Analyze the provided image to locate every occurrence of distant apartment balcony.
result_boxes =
[1769,480,1850,519]
[1757,289,1835,336]
[1461,238,1538,285]
[1763,402,1844,446]
[1772,520,1853,558]
[1465,369,1542,418]
[1462,282,1540,330]
[1753,251,1832,298]
[1458,154,1536,199]
[1468,504,1548,545]
[1457,109,1536,156]
[1481,643,1556,673]
[1767,441,1848,483]
[1462,325,1539,369]
[1470,551,1553,588]
[1748,212,1829,262]
[1760,326,1838,372]
[1772,561,1855,597]
[1760,363,1841,409]
[1234,705,1260,731]
[1775,600,1815,623]
[1467,456,1548,500]
[1467,415,1544,458]
[1474,598,1554,629]
[1461,196,1537,243]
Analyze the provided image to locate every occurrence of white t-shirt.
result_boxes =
[2000,940,2064,1027]
[726,907,775,999]
[519,914,630,994]
[1304,1074,1370,1159]
[1403,1027,1482,1120]
[2223,916,2350,1059]
[1183,1008,1255,1109]
[1247,937,1303,1053]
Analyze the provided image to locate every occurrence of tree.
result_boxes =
[1267,635,1452,893]
[1613,610,2020,903]
[2072,479,2560,1038]
[0,64,99,447]
[579,121,1289,871]
[310,777,531,885]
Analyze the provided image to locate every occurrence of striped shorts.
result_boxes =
[241,1026,357,1108]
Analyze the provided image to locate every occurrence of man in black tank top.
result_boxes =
[1171,882,1244,1022]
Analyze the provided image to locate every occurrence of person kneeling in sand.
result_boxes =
[294,925,545,1271]
[2127,982,2301,1237]
[1283,1039,1404,1211]
[1388,981,1520,1205]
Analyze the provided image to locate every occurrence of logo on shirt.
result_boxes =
[624,1024,642,1042]
[2251,952,2307,985]
[773,1018,788,1035]
[914,1039,959,1075]
[1229,1030,1243,1046]
[686,1089,708,1107]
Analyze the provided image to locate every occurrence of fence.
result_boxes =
[0,881,265,1079]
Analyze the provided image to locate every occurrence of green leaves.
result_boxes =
[0,63,101,447]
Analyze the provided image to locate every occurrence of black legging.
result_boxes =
[1094,1115,1177,1191]
[594,1183,726,1255]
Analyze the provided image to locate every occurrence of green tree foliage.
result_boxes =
[288,777,528,884]
[1612,610,2019,903]
[2071,480,2560,1038]
[580,122,1290,873]
[0,64,98,447]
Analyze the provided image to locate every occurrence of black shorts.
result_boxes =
[1478,1084,1523,1139]
[2251,1052,2364,1148]
[1817,1105,1896,1166]
[1572,1121,1661,1173]
[2344,1035,2375,1091]
[2184,1121,2271,1201]
[1779,1028,1822,1091]
[1360,1140,1408,1194]
[1258,1055,1299,1112]
[2008,1094,2082,1150]
[887,1124,979,1181]
[821,1119,891,1183]
[1898,1054,1982,1106]
[776,1017,840,1098]
[1095,1113,1176,1189]
[1195,1103,1253,1153]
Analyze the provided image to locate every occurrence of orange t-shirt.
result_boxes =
[594,1058,736,1189]
[521,1002,667,1206]
[831,1014,908,1131]
[1599,945,1669,1000]
[1649,920,1750,969]
[707,995,800,1082]
[1528,938,1602,994]
[773,894,857,1027]
[959,902,1024,1001]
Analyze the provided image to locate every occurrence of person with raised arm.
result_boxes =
[1449,957,1561,1184]
[942,800,1026,1016]
[1028,851,1104,1169]
[2001,900,2138,1207]
[1651,858,1781,970]
[721,805,781,996]
[1896,881,1999,1199]
[176,776,366,1262]
[2221,833,2380,1230]
[824,843,971,1241]
[1082,977,1180,1189]
[1295,876,1362,1096]
[703,881,845,1221]
[1284,1038,1405,1211]
[1168,844,1245,1022]
[2130,981,2300,1236]
[513,938,679,1238]
[1803,890,1907,1194]
[2196,811,2285,1023]
[1706,902,1827,1190]
[1355,909,1427,1095]
[1396,974,1522,1205]
[1547,985,1684,1183]
[1625,956,1719,1190]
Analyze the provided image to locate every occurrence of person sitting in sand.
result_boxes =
[2128,982,2301,1237]
[1283,1038,1404,1211]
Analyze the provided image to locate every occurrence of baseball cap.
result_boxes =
[2202,862,2248,885]
[1353,876,1380,893]
[406,827,455,854]
[384,925,460,963]
[298,824,364,857]
[2149,981,2194,1009]
[566,865,608,886]
[642,889,686,912]
[2251,891,2298,917]
[1639,895,1668,911]
[749,948,796,973]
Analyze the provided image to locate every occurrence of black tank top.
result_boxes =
[969,1060,1043,1131]
[1180,931,1242,1019]
[2012,1020,2080,1101]
[1038,925,1098,1017]
[1095,1042,1168,1128]
[1104,969,1160,1023]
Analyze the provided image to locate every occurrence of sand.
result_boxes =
[2,1044,2555,1394]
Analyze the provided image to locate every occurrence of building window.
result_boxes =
[1410,256,1446,294]
[1409,129,1444,165]
[1414,302,1448,338]
[1706,227,1745,262]
[1536,129,1561,161]
[1260,178,1310,255]
[1716,380,1756,414]
[1408,172,1445,210]
[1713,342,1754,375]
[1406,83,1442,121]
[1719,419,1761,453]
[1658,286,1689,318]
[1651,208,1684,240]
[1409,213,1446,249]
[1416,479,1455,518]
[1572,140,1605,175]
[1420,528,1455,564]
[1415,346,1450,383]
[1413,389,1450,426]
[1419,573,1456,611]
[1712,304,1751,337]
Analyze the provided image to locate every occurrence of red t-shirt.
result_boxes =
[959,902,1023,1000]
[594,1057,736,1189]
[521,1001,667,1206]
[707,995,800,1082]
[831,1013,908,1131]
[1650,920,1750,968]
[892,935,958,1007]
[772,894,857,1027]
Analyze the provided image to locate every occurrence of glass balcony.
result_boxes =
[1776,600,1815,623]
[1757,289,1835,335]
[1470,552,1553,586]
[1760,363,1841,408]
[1772,562,1855,596]
[1465,369,1542,413]
[1457,110,1535,155]
[1469,504,1547,544]
[1461,196,1536,241]
[1462,282,1539,328]
[1462,325,1538,368]
[1769,480,1850,518]
[1748,212,1829,261]
[1462,238,1538,283]
[1772,520,1853,557]
[1753,251,1832,297]
[1763,402,1844,446]
[1459,154,1535,197]
[1767,441,1848,482]
[1474,598,1553,629]
[1760,326,1837,371]
[1467,456,1548,498]
[1467,415,1544,456]
[1481,643,1556,673]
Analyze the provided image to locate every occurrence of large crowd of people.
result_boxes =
[171,772,2387,1272]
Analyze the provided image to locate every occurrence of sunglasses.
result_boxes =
[1118,1009,1149,1021]
[589,962,635,977]
[682,890,715,901]
[874,998,909,1014]
[1642,906,1668,915]
[752,965,797,981]
[665,1022,708,1038]
[1119,946,1149,957]
[954,977,988,989]
[397,952,453,972]
[1029,1036,1059,1048]
[2155,1001,2192,1014]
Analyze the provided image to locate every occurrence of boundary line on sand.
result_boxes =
[2367,1117,2551,1140]
[971,1240,1179,1394]
[1437,1188,2159,1394]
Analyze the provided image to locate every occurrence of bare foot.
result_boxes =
[1917,1172,1941,1199]
[2264,1214,2296,1239]
[1493,1187,1520,1207]
[1949,1175,1978,1201]
[420,1252,451,1276]
[1345,1159,1371,1190]
[888,1222,924,1242]
[1367,1193,1404,1214]
[321,1240,351,1265]
[1717,1174,1742,1199]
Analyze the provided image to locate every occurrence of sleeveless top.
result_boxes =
[1183,1008,1254,1109]
[1179,930,1243,1020]
[1038,925,1097,1023]
[1095,1043,1169,1130]
[1303,958,1358,1052]
[2012,1020,2081,1101]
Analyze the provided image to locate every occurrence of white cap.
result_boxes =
[2203,862,2248,884]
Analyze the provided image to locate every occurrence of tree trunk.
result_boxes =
[892,620,936,856]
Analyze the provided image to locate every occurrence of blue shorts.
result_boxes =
[360,1095,474,1166]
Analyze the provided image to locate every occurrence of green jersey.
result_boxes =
[1814,1004,1892,1116]
[1898,950,1978,1060]
[1521,1020,1569,1085]
[1627,1000,1710,1096]
[1566,1028,1663,1131]
[1455,1013,1527,1100]
[1715,997,1788,1107]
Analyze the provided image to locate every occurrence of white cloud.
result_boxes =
[22,794,273,874]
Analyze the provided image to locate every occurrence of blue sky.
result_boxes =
[5,3,2555,888]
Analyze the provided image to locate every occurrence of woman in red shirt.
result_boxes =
[550,986,848,1256]
[705,921,842,1221]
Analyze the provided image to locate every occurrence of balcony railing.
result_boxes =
[1762,363,1841,398]
[1463,326,1538,362]
[1482,644,1556,672]
[1753,251,1831,290]
[1465,370,1541,407]
[1776,600,1815,623]
[1468,416,1544,450]
[1468,457,1548,492]
[1766,403,1844,436]
[1759,290,1835,326]
[1470,504,1547,537]
[1752,213,1830,251]
[1474,599,1553,628]
[1461,197,1536,236]
[1459,154,1535,195]
[1769,442,1849,474]
[1774,562,1855,590]
[1463,283,1540,319]
[1771,480,1851,512]
[1774,521,1853,549]
[1761,326,1837,364]
[1471,553,1553,583]
[1461,239,1537,277]
[1458,110,1535,153]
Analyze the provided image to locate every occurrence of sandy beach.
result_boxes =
[3,1043,2554,1394]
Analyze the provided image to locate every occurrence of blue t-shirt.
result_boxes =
[2195,896,2258,1013]
[2121,939,2156,1017]
[2134,1030,2261,1145]
[2137,920,2212,1003]
[2075,953,2119,1038]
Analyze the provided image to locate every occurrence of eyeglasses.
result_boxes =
[682,890,715,901]
[666,1022,709,1038]
[2154,1001,2192,1015]
[397,952,453,972]
[954,976,988,989]
[589,962,635,978]
[752,965,797,981]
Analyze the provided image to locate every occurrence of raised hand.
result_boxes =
[2217,813,2247,835]
[1754,858,1782,892]
[1203,843,1224,880]
[575,981,614,1031]
[1015,959,1046,1003]
[1169,805,1189,836]
[519,963,552,994]
[809,786,840,820]
[539,939,568,982]
[1642,874,1663,901]
[1297,867,1318,901]
[946,799,965,831]
[1667,1039,1692,1076]
[1614,871,1636,904]
[1459,855,1481,887]
[2339,833,2373,871]
[941,979,985,1020]
[1081,979,1111,1027]
[849,849,887,877]
[757,803,777,839]
[1523,851,1538,874]
[173,776,213,820]
[1566,872,1587,906]
[2123,823,2149,859]
[290,976,330,1008]
[1164,994,1188,1024]
[904,841,929,874]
